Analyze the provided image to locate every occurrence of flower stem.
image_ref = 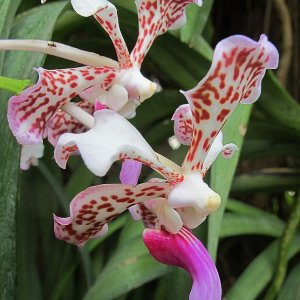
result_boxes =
[62,102,94,128]
[264,190,300,300]
[0,39,119,68]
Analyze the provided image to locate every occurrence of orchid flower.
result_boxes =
[120,160,222,300]
[2,0,201,146]
[51,34,278,299]
[53,34,278,244]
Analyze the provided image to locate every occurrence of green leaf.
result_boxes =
[84,236,167,300]
[0,2,67,300]
[180,0,214,45]
[225,236,300,300]
[277,263,300,300]
[259,72,300,131]
[208,104,252,260]
[0,75,31,94]
[231,169,300,194]
[225,199,274,216]
[0,0,21,71]
[220,213,285,238]
[165,268,191,300]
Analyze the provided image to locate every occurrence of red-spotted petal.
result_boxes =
[182,35,279,173]
[55,109,184,184]
[172,104,193,146]
[47,101,94,147]
[172,106,238,175]
[131,0,202,66]
[54,181,171,246]
[143,227,221,300]
[94,2,132,69]
[8,66,117,144]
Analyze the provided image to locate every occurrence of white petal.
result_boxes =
[20,144,44,170]
[118,67,156,102]
[144,198,183,233]
[55,110,182,183]
[167,173,221,229]
[71,0,108,17]
[202,131,238,174]
[177,207,206,229]
[101,84,128,111]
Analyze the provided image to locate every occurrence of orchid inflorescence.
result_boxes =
[1,0,279,299]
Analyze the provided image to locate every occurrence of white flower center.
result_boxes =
[167,173,221,227]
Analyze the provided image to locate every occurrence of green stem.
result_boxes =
[264,190,300,300]
[0,75,31,94]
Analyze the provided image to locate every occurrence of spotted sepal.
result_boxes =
[172,104,193,146]
[182,35,279,173]
[55,109,184,184]
[8,66,117,144]
[131,0,202,66]
[47,101,94,147]
[54,181,171,246]
[94,2,132,69]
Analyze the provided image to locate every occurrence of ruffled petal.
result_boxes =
[71,0,107,17]
[143,227,222,300]
[8,66,117,144]
[93,2,132,69]
[55,109,184,183]
[20,143,44,170]
[172,104,193,146]
[182,34,279,173]
[131,0,202,66]
[120,159,143,186]
[47,101,94,147]
[54,181,171,246]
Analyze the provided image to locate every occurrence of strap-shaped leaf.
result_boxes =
[0,2,67,299]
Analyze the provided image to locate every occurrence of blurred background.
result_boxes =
[0,0,299,299]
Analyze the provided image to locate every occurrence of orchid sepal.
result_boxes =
[8,66,117,144]
[181,34,279,174]
[54,181,171,246]
[131,0,203,66]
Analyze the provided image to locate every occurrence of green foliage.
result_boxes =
[0,2,67,300]
[0,1,299,300]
